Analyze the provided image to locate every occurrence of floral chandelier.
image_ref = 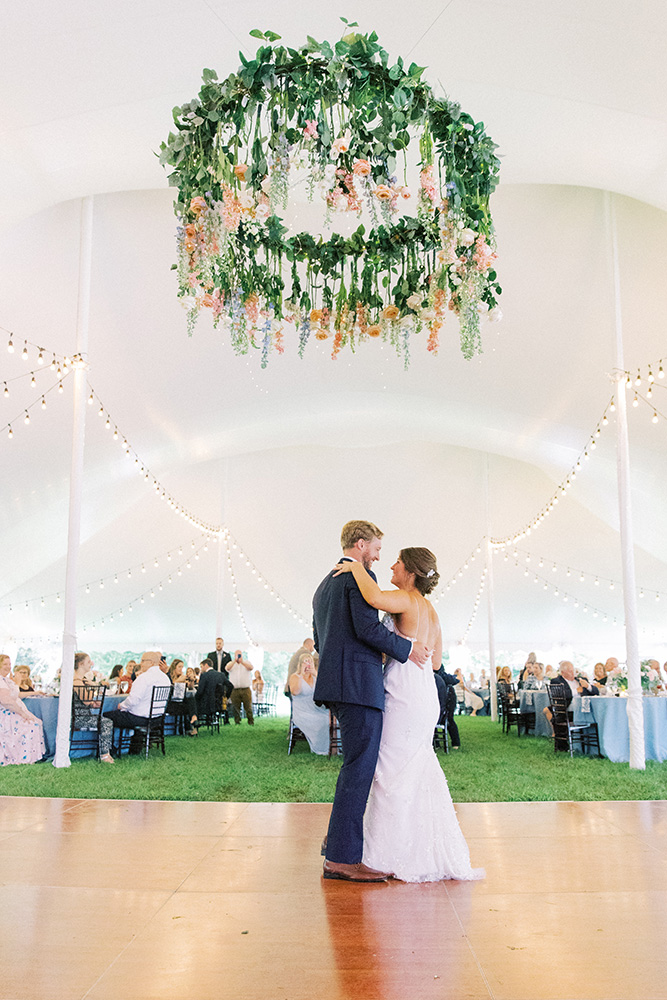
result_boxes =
[160,25,502,367]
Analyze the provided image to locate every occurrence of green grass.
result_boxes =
[0,717,665,803]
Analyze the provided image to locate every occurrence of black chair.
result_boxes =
[70,684,107,757]
[166,682,188,735]
[113,685,172,759]
[499,683,535,736]
[432,720,449,753]
[287,701,308,753]
[328,712,342,757]
[550,687,601,757]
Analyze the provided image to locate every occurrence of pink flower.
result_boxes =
[353,159,371,176]
[190,196,208,215]
[303,119,318,138]
[375,184,393,201]
[331,131,352,157]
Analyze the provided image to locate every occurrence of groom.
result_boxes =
[313,519,429,882]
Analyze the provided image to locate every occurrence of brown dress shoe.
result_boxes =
[323,860,391,882]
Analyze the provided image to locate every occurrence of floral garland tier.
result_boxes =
[160,27,503,367]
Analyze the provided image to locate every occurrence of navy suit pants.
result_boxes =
[325,701,383,864]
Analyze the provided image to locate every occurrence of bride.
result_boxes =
[334,547,484,883]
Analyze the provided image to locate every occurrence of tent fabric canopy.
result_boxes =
[1,3,666,656]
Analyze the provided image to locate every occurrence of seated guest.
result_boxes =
[457,669,484,715]
[13,664,48,697]
[532,663,546,688]
[551,661,579,705]
[433,664,461,750]
[228,650,255,725]
[193,659,231,735]
[103,651,169,753]
[289,653,329,754]
[478,669,490,689]
[545,663,558,679]
[576,671,599,696]
[118,661,135,692]
[0,653,46,765]
[252,670,264,697]
[604,656,621,679]
[108,664,124,692]
[169,659,187,685]
[518,663,538,690]
[285,637,319,694]
[73,652,114,763]
[589,662,609,694]
[496,665,517,702]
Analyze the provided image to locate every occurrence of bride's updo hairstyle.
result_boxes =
[399,548,440,596]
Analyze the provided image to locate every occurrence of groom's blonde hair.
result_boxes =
[340,520,383,550]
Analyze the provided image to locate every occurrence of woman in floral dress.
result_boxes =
[0,653,46,765]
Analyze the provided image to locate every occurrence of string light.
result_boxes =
[459,568,487,643]
[489,396,615,549]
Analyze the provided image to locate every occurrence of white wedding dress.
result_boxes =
[362,615,484,883]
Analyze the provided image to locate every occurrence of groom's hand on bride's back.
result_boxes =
[409,642,430,669]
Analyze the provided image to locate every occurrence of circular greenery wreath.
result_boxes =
[160,25,502,367]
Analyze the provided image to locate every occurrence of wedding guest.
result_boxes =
[478,669,490,689]
[591,662,608,692]
[118,661,135,692]
[194,659,229,735]
[518,663,538,690]
[289,653,329,754]
[252,670,264,697]
[169,659,187,684]
[457,669,484,715]
[434,665,461,749]
[285,637,319,694]
[525,651,537,667]
[604,657,621,678]
[496,665,516,701]
[545,663,558,679]
[103,651,169,753]
[228,650,254,725]
[0,653,46,765]
[13,664,46,696]
[109,664,124,686]
[207,637,232,674]
[73,652,114,763]
[533,663,546,687]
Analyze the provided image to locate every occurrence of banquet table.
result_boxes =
[518,689,551,737]
[573,695,667,763]
[25,694,124,760]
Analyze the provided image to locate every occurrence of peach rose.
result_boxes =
[353,159,371,177]
[310,309,323,322]
[375,185,393,201]
[234,163,249,180]
[190,196,207,214]
[331,131,352,157]
[367,325,382,338]
[383,304,400,321]
[406,293,423,311]
[185,224,197,238]
[315,330,329,340]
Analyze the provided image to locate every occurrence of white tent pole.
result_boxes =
[606,190,645,771]
[53,196,93,768]
[485,455,498,722]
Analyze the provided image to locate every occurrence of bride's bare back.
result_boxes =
[395,592,442,660]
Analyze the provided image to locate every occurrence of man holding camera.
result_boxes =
[228,649,254,725]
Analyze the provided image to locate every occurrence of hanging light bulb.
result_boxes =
[58,382,64,393]
[50,355,57,370]
[7,338,14,353]
[659,364,664,379]
[602,414,608,426]
[8,425,13,439]
[632,394,639,407]
[652,412,659,424]
[635,371,641,386]
[38,350,44,365]
[3,383,8,397]
[625,374,632,387]
[30,374,36,387]
[22,342,29,361]
[88,391,94,405]
[24,411,30,425]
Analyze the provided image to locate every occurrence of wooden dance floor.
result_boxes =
[2,796,667,1000]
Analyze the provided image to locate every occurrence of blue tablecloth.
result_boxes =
[573,695,667,762]
[25,695,125,760]
[518,689,551,737]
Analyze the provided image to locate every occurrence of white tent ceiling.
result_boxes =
[1,1,666,657]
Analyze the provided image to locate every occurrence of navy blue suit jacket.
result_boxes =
[312,560,412,710]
